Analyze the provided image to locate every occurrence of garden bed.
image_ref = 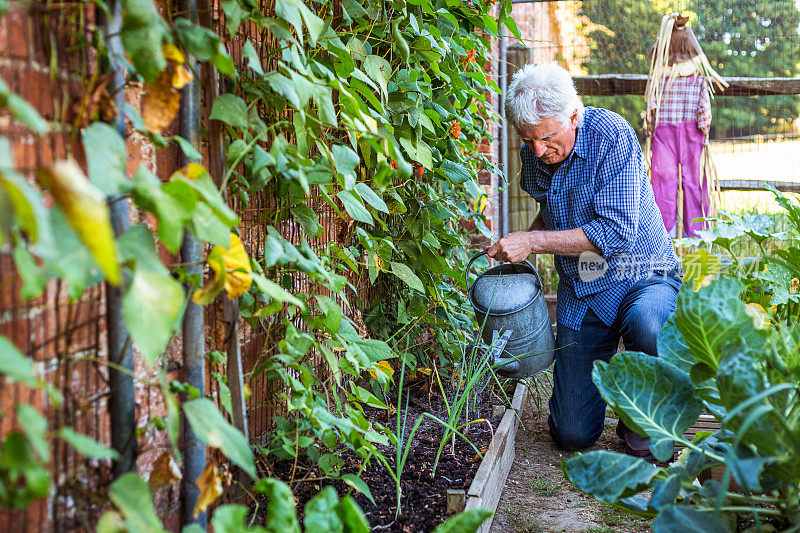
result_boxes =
[260,378,526,532]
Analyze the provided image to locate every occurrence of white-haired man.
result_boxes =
[487,63,682,458]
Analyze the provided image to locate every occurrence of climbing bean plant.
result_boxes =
[0,0,518,527]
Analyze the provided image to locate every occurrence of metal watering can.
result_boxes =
[466,251,555,378]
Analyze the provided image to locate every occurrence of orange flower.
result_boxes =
[462,49,477,66]
[389,161,397,169]
[413,163,424,176]
[791,278,799,294]
[449,121,462,139]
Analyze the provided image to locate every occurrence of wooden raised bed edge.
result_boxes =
[464,381,528,533]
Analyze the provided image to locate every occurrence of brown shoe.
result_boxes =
[616,421,656,461]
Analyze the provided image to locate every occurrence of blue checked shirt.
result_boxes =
[520,107,681,330]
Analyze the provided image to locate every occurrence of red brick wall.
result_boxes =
[0,3,183,530]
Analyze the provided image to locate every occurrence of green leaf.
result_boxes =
[0,79,48,134]
[131,168,195,253]
[563,450,658,503]
[253,478,301,533]
[340,473,375,505]
[169,136,202,161]
[211,504,267,533]
[352,338,392,362]
[440,159,471,184]
[592,352,703,461]
[0,147,47,242]
[362,55,391,100]
[334,497,370,533]
[122,269,184,367]
[173,18,233,75]
[13,245,47,301]
[16,404,49,461]
[292,204,322,238]
[59,428,120,460]
[96,511,127,533]
[191,202,233,247]
[399,137,433,170]
[120,0,170,82]
[354,183,388,213]
[265,72,301,110]
[274,0,305,45]
[242,40,265,75]
[656,316,693,376]
[304,487,343,531]
[432,509,494,533]
[332,145,360,188]
[82,122,128,195]
[673,278,762,376]
[251,272,307,311]
[390,261,424,293]
[298,3,326,46]
[221,0,249,34]
[653,505,728,533]
[337,190,373,225]
[0,337,38,387]
[42,207,102,299]
[183,398,256,479]
[210,94,249,129]
[108,473,167,533]
[314,86,338,126]
[314,294,342,333]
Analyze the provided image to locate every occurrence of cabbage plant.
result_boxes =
[563,277,800,532]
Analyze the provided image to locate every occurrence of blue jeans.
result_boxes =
[547,272,682,451]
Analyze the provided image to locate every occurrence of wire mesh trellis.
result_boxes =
[0,0,389,529]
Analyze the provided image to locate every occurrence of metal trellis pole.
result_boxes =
[178,0,206,528]
[100,0,137,478]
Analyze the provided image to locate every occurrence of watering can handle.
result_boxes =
[465,251,540,289]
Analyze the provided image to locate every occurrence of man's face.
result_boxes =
[517,111,578,165]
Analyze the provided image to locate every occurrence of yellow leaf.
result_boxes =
[173,162,207,181]
[681,249,721,291]
[369,360,394,380]
[171,64,193,90]
[222,233,252,299]
[194,463,223,517]
[147,452,182,492]
[36,161,120,285]
[142,46,193,133]
[192,233,252,305]
[192,247,226,305]
[746,303,770,329]
[162,44,186,64]
[142,69,180,134]
[417,367,432,376]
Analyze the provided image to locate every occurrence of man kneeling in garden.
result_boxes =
[487,63,683,458]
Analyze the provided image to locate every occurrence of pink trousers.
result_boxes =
[650,122,708,238]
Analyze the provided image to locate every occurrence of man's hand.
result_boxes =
[488,227,601,260]
[487,231,538,263]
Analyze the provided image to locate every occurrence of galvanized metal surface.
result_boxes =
[100,0,136,478]
[178,0,206,528]
[467,253,555,378]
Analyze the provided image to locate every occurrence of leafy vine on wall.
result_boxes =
[0,0,520,528]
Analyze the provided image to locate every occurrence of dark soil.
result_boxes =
[261,376,508,532]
